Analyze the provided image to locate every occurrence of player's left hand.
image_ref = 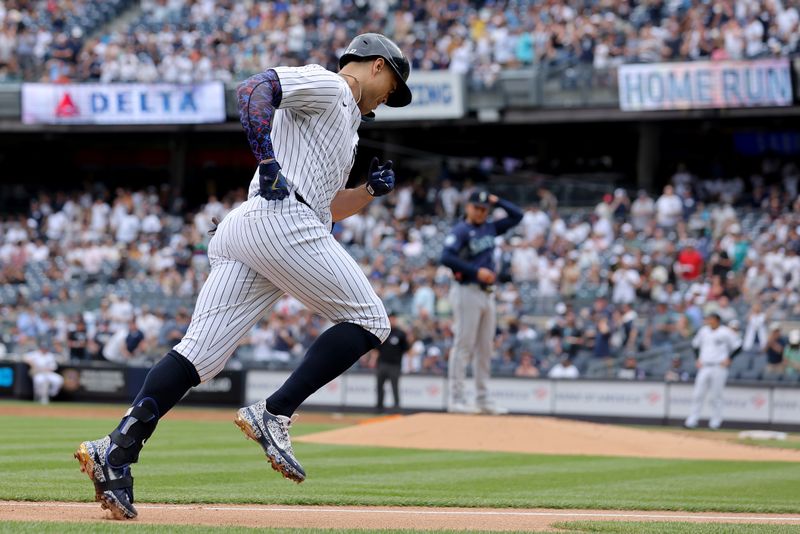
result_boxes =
[488,194,499,204]
[259,160,290,201]
[366,157,394,197]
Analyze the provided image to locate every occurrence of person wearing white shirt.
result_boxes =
[630,190,655,231]
[548,357,579,379]
[511,242,538,282]
[90,199,111,233]
[24,347,64,404]
[45,211,68,241]
[654,185,683,228]
[611,258,641,304]
[521,206,550,241]
[684,313,742,429]
[439,181,461,220]
[116,211,141,244]
[393,185,413,220]
[743,301,767,352]
[537,256,561,298]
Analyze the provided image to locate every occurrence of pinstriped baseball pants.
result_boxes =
[175,195,390,382]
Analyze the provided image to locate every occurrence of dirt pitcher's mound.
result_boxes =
[297,413,800,462]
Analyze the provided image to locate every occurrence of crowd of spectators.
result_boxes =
[1,156,799,382]
[1,0,799,85]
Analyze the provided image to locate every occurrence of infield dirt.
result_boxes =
[3,404,800,531]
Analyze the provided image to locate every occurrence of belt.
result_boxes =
[458,281,495,293]
[256,190,310,208]
[294,191,310,207]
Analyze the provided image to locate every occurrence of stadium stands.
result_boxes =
[2,0,799,83]
[1,161,799,383]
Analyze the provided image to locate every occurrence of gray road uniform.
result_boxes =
[441,194,523,411]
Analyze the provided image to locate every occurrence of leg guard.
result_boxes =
[107,399,159,467]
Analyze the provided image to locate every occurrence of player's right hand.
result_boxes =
[258,160,290,201]
[476,267,496,285]
[366,157,395,197]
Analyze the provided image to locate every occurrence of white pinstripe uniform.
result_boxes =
[175,65,390,382]
[685,324,742,429]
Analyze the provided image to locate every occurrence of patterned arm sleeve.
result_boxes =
[236,69,283,163]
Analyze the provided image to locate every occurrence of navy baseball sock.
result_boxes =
[266,322,381,416]
[107,350,200,467]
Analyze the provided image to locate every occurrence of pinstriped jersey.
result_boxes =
[692,325,742,365]
[247,65,361,229]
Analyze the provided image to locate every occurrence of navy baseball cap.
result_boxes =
[468,190,490,206]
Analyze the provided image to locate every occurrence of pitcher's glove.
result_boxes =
[258,160,290,201]
[366,157,394,197]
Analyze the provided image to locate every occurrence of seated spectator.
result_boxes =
[421,346,446,375]
[664,357,689,382]
[616,356,641,380]
[24,344,64,404]
[548,357,579,379]
[495,349,519,376]
[103,318,146,364]
[515,353,540,377]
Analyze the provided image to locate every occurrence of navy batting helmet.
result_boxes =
[339,33,412,108]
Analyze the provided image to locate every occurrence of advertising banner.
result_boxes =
[771,388,800,424]
[306,376,345,406]
[553,381,667,417]
[185,370,245,405]
[244,370,291,405]
[375,71,465,121]
[397,375,446,410]
[22,82,226,124]
[0,362,32,398]
[56,364,128,401]
[667,384,771,422]
[342,373,378,408]
[618,59,793,111]
[460,378,552,413]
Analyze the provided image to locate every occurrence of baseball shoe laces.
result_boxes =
[235,400,306,483]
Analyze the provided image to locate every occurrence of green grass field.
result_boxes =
[2,403,800,533]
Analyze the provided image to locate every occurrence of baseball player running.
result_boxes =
[441,191,523,414]
[684,312,742,429]
[74,33,412,519]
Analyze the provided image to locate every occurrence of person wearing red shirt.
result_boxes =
[676,243,704,281]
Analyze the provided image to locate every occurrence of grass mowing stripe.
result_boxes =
[2,415,799,513]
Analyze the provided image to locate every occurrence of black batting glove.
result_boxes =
[366,157,395,197]
[258,160,290,201]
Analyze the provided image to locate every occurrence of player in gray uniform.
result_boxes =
[684,312,742,429]
[441,191,523,414]
[74,33,412,519]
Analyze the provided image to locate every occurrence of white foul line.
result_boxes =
[1,502,799,522]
